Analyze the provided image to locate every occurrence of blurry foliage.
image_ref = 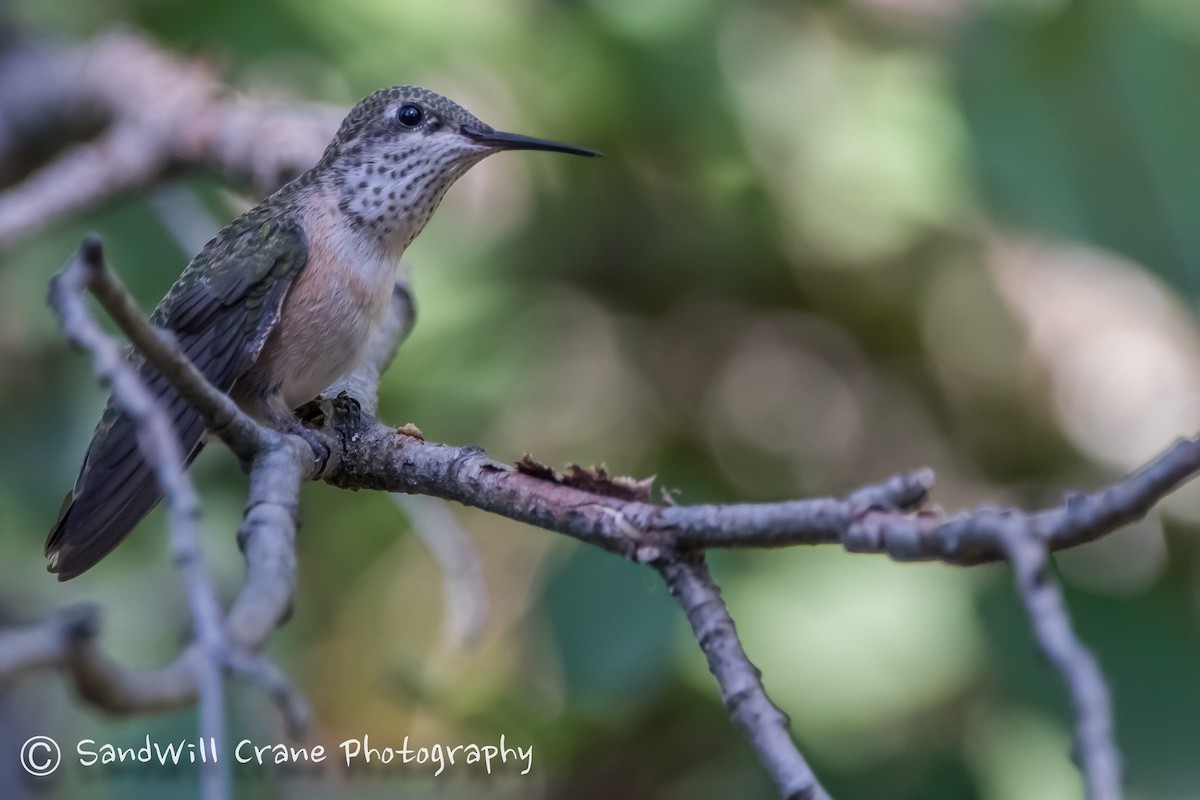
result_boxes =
[961,0,1200,297]
[2,0,1200,798]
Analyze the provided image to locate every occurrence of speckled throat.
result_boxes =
[331,138,488,254]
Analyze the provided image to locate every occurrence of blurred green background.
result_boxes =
[2,0,1200,798]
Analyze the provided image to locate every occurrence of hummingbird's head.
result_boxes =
[320,86,597,251]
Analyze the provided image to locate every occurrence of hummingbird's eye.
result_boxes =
[396,104,424,128]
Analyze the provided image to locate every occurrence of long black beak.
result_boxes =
[461,125,600,157]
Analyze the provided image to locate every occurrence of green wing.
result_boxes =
[46,209,309,580]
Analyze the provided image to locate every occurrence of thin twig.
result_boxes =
[846,435,1200,566]
[224,650,311,738]
[0,30,340,249]
[665,468,936,549]
[0,605,98,679]
[392,494,489,650]
[49,240,230,800]
[0,241,313,750]
[997,515,1121,800]
[658,554,831,800]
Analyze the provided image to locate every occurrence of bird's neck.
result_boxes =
[317,148,480,259]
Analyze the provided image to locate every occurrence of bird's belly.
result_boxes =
[248,250,397,419]
[273,310,375,410]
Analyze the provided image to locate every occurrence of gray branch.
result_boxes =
[4,242,312,767]
[48,241,230,800]
[0,30,341,249]
[997,516,1121,800]
[843,435,1200,566]
[659,554,831,800]
[392,493,489,651]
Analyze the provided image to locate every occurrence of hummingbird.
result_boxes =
[46,86,598,580]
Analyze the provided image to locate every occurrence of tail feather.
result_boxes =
[46,382,207,581]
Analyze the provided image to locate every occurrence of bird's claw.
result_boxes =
[332,391,362,427]
[285,421,331,474]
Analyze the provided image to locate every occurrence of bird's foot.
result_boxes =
[283,419,331,475]
[331,391,362,428]
[284,392,364,475]
[293,392,363,428]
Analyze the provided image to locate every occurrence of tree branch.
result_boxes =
[10,241,313,754]
[0,29,340,249]
[49,242,230,799]
[659,554,831,800]
[843,436,1200,566]
[997,516,1121,800]
[393,493,489,651]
